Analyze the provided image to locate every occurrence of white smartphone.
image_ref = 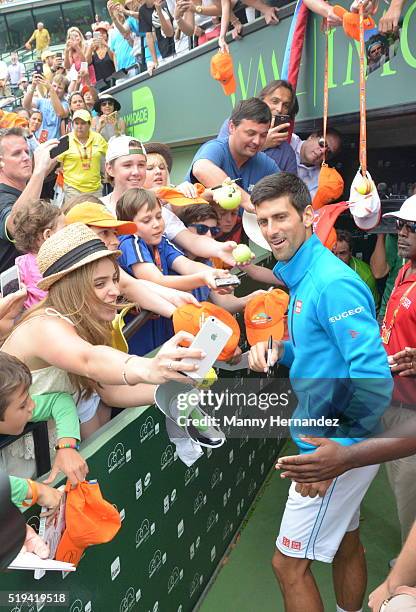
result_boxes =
[0,265,21,297]
[180,316,233,380]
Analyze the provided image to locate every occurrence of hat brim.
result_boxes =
[383,210,416,221]
[352,210,381,231]
[37,249,121,291]
[86,219,137,235]
[94,98,121,114]
[242,211,272,252]
[55,529,85,566]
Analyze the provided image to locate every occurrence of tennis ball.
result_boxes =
[356,177,371,195]
[232,244,254,264]
[196,367,218,389]
[213,179,241,210]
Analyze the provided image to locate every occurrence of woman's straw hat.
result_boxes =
[37,223,121,291]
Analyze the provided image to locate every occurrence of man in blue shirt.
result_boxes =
[186,98,279,212]
[248,173,392,612]
[217,79,298,176]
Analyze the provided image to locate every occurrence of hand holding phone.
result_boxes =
[214,275,241,288]
[179,316,233,379]
[49,135,69,159]
[0,265,21,298]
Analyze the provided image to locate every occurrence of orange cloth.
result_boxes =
[333,5,376,41]
[210,52,236,96]
[312,165,344,210]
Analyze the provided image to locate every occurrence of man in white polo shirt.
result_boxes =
[103,135,239,266]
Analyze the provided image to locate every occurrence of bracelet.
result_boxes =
[54,442,80,451]
[22,479,39,507]
[122,355,137,386]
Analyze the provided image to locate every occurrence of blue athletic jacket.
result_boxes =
[273,234,393,452]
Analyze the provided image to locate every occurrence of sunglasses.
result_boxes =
[189,224,221,236]
[101,100,114,106]
[317,137,335,156]
[397,219,416,233]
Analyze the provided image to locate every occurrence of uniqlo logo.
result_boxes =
[349,330,360,338]
[402,297,412,309]
[282,536,291,547]
[291,540,301,551]
[295,300,302,314]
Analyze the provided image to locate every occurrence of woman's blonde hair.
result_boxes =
[23,255,120,398]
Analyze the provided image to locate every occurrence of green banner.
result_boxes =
[112,0,416,145]
[1,404,283,612]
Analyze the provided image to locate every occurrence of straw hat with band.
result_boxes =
[94,93,121,115]
[37,223,121,291]
[65,202,137,235]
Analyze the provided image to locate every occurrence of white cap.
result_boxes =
[383,195,416,222]
[242,211,271,252]
[105,135,146,164]
[349,169,381,231]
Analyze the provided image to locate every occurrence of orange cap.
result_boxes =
[210,52,236,96]
[155,184,208,206]
[313,201,349,250]
[244,289,289,346]
[65,202,137,235]
[0,109,28,129]
[333,5,376,41]
[172,302,240,361]
[313,165,344,211]
[55,481,121,566]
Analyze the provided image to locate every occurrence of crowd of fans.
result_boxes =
[0,0,416,608]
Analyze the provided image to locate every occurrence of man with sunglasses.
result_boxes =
[291,128,342,199]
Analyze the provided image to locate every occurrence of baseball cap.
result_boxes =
[312,165,344,210]
[155,184,208,206]
[65,202,137,235]
[55,481,121,566]
[210,52,236,96]
[72,109,92,123]
[242,211,272,252]
[244,289,289,346]
[313,201,349,250]
[41,49,55,61]
[349,170,381,230]
[172,302,240,362]
[105,135,147,164]
[383,195,416,222]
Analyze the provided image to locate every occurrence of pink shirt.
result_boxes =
[16,253,47,309]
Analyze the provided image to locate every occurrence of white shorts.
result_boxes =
[76,393,100,424]
[276,463,379,563]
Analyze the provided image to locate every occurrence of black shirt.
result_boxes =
[0,184,21,274]
[139,4,175,59]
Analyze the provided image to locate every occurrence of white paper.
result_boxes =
[8,551,75,572]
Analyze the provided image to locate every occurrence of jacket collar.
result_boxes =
[273,234,323,289]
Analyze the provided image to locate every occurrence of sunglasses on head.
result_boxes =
[189,224,221,236]
[397,219,416,233]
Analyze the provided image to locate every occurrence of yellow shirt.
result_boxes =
[29,29,50,51]
[58,131,108,192]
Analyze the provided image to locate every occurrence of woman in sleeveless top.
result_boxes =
[1,223,203,438]
[86,23,116,88]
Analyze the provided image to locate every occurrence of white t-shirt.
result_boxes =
[100,194,186,241]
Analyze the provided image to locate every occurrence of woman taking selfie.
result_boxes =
[1,223,204,438]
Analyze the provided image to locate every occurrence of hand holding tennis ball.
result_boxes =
[232,244,255,264]
[213,178,242,210]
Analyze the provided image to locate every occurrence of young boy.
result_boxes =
[0,353,87,509]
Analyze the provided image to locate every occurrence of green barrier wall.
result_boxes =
[1,402,283,612]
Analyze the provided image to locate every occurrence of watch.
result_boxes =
[195,5,203,14]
